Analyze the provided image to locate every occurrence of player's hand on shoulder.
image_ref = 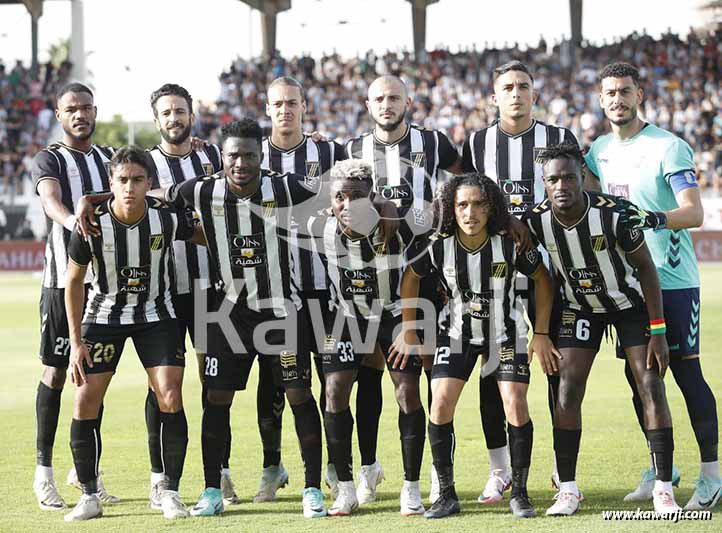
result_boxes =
[306,130,328,143]
[76,195,101,240]
[189,136,209,151]
[507,215,533,253]
[614,197,667,231]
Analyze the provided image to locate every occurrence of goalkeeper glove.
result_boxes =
[615,197,667,231]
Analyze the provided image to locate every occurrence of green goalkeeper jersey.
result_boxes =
[585,123,699,290]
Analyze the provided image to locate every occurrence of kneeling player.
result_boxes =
[63,147,203,521]
[391,173,558,519]
[307,159,426,516]
[525,143,679,516]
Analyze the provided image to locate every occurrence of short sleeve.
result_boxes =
[287,173,320,205]
[333,141,348,163]
[662,138,695,182]
[408,237,432,277]
[173,211,194,241]
[561,128,580,149]
[67,230,92,266]
[461,136,476,172]
[515,247,542,277]
[617,219,645,253]
[437,131,460,170]
[165,178,197,210]
[32,150,62,194]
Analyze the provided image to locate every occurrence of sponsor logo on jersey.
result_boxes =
[566,265,605,295]
[379,184,412,201]
[342,268,377,294]
[119,265,150,293]
[230,233,266,267]
[561,310,576,326]
[502,179,534,215]
[463,290,492,319]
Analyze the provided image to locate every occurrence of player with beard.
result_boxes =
[345,75,464,505]
[142,84,234,508]
[254,76,347,503]
[31,83,118,510]
[461,60,577,505]
[585,63,719,511]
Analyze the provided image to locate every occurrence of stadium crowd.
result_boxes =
[0,59,72,201]
[199,27,722,194]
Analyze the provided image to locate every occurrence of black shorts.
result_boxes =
[556,306,649,352]
[39,285,89,368]
[80,320,185,374]
[524,276,565,345]
[614,288,700,360]
[203,300,312,390]
[321,310,422,375]
[431,336,530,384]
[172,286,216,351]
[298,289,333,356]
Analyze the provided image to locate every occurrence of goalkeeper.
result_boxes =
[585,62,719,512]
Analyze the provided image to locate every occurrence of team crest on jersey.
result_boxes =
[150,234,165,251]
[262,201,276,218]
[305,161,320,178]
[591,235,608,252]
[561,310,576,326]
[410,152,426,168]
[202,163,214,177]
[492,262,508,278]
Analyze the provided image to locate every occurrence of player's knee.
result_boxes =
[558,382,584,412]
[285,386,311,406]
[639,373,667,407]
[393,376,421,413]
[42,366,66,390]
[156,386,183,413]
[430,390,455,421]
[207,388,234,406]
[502,392,529,425]
[324,373,352,412]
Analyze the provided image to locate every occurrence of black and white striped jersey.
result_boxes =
[307,216,414,320]
[148,144,222,294]
[66,197,193,325]
[262,135,346,292]
[522,192,646,314]
[166,170,320,318]
[32,142,114,289]
[411,232,541,345]
[346,125,458,219]
[462,120,578,217]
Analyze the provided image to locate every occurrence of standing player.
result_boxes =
[526,143,680,516]
[585,62,719,510]
[162,119,327,518]
[254,76,347,502]
[142,84,235,508]
[63,146,201,521]
[346,74,463,503]
[308,159,427,516]
[461,60,577,503]
[31,83,117,510]
[391,173,559,519]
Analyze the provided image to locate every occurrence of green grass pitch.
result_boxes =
[1,266,721,531]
